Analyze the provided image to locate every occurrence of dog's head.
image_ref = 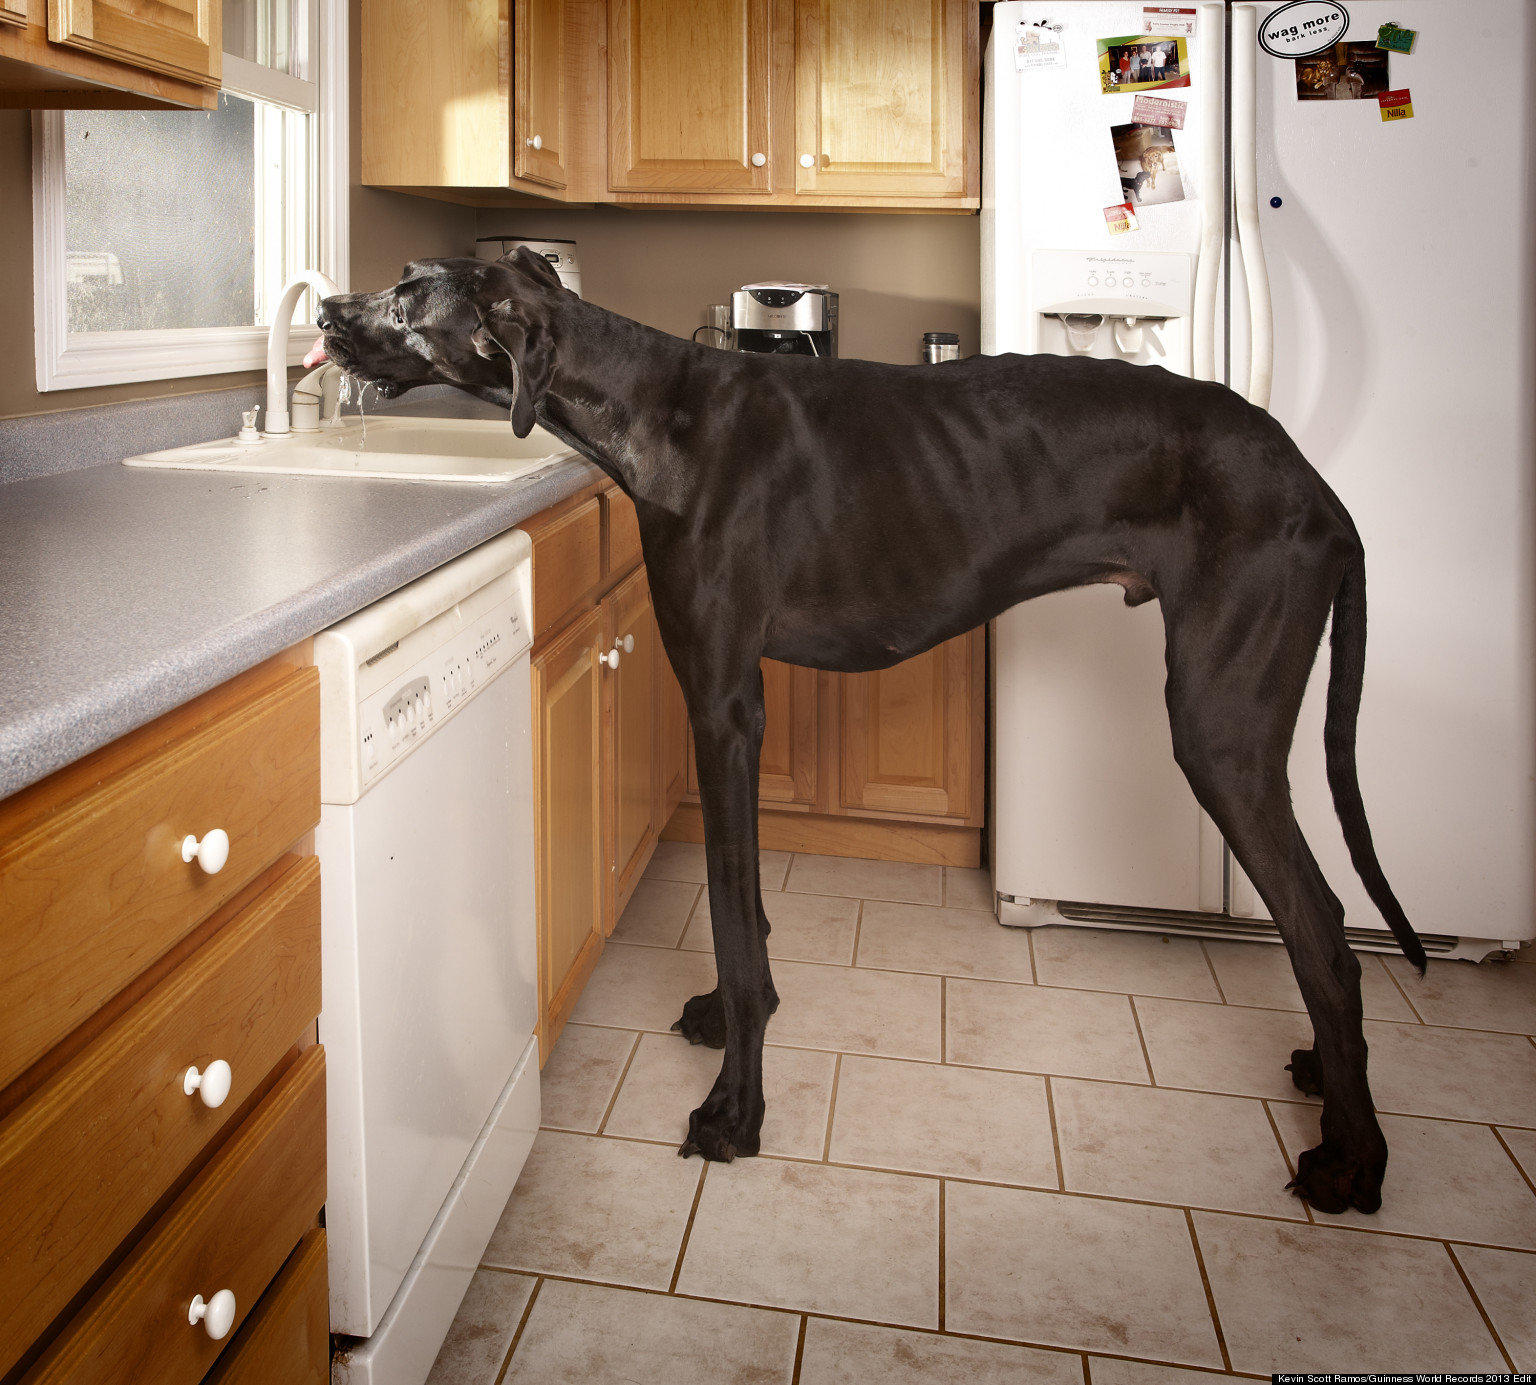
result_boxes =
[314,248,565,436]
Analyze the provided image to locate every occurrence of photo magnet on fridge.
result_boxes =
[1294,42,1389,100]
[1112,123,1185,206]
[1097,35,1190,93]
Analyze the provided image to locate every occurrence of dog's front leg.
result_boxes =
[675,669,776,1161]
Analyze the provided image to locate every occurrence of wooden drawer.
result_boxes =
[202,1229,328,1385]
[0,857,321,1379]
[22,1045,327,1385]
[0,667,320,1090]
[528,495,602,642]
[604,486,643,578]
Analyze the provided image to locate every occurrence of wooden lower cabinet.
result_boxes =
[606,566,659,927]
[203,1230,329,1385]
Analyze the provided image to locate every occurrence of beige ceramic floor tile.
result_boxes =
[785,853,942,905]
[503,1279,799,1385]
[482,1131,701,1290]
[1269,1102,1536,1247]
[538,1024,637,1133]
[566,942,717,1034]
[856,900,1035,983]
[1053,1079,1301,1219]
[609,879,701,948]
[1363,1018,1536,1125]
[759,849,793,890]
[1032,927,1223,1003]
[798,1318,1081,1385]
[943,865,995,912]
[1454,1245,1536,1371]
[946,1184,1222,1366]
[1384,953,1536,1035]
[1087,1360,1238,1385]
[425,1269,536,1385]
[828,1055,1056,1187]
[947,979,1151,1083]
[1203,941,1417,1022]
[681,890,859,966]
[768,959,942,1060]
[1499,1125,1536,1182]
[1134,997,1317,1101]
[1192,1210,1506,1374]
[677,1158,940,1327]
[602,1032,836,1159]
[641,841,789,888]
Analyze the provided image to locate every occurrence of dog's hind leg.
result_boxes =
[674,664,777,1161]
[1161,575,1387,1214]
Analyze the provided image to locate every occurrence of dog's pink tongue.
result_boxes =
[302,337,328,368]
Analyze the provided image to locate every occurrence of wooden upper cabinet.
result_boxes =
[515,0,567,187]
[1,1,27,32]
[793,0,968,198]
[608,0,772,193]
[49,0,221,88]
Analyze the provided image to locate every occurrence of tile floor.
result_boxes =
[427,845,1536,1383]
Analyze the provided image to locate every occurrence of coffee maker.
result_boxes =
[731,283,838,358]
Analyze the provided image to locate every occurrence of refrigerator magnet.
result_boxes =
[1377,88,1414,121]
[1015,18,1067,73]
[1258,2,1349,59]
[1142,7,1197,38]
[1375,22,1417,54]
[1103,202,1140,235]
[1293,42,1389,101]
[1113,123,1186,207]
[1097,35,1190,93]
[1131,94,1187,129]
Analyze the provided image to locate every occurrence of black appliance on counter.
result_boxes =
[731,283,838,358]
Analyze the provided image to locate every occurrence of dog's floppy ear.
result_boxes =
[506,245,565,293]
[472,299,555,438]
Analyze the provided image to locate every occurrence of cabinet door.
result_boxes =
[837,628,982,821]
[686,658,817,809]
[793,0,968,198]
[49,0,221,87]
[604,568,658,926]
[532,606,605,1060]
[656,641,689,826]
[515,0,567,188]
[608,0,772,192]
[1,1,25,32]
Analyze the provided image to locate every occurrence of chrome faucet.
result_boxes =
[265,270,342,436]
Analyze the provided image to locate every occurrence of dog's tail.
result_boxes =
[1324,556,1427,973]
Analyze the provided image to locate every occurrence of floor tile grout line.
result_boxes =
[1080,1351,1093,1385]
[940,975,948,1065]
[1198,939,1228,1004]
[1128,995,1157,1086]
[594,1031,646,1137]
[937,1178,947,1332]
[1044,1075,1066,1193]
[1259,1099,1315,1225]
[791,1314,808,1385]
[821,1052,843,1163]
[667,1161,710,1295]
[851,897,866,967]
[1026,926,1039,985]
[491,1275,545,1385]
[1375,950,1427,1025]
[1184,1209,1233,1373]
[1444,1241,1517,1372]
[1491,1124,1536,1199]
[672,883,705,949]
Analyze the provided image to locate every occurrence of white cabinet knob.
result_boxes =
[599,648,621,670]
[183,1059,232,1109]
[617,634,635,655]
[799,153,815,169]
[751,152,766,167]
[526,134,542,150]
[181,829,230,875]
[188,1289,236,1341]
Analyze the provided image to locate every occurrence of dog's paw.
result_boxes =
[678,1090,763,1163]
[672,989,727,1048]
[1287,1140,1384,1214]
[1285,1047,1326,1097]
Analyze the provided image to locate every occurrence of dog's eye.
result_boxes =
[391,305,407,328]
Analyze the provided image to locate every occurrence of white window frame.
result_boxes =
[31,1,349,392]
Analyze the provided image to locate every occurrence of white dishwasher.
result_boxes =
[315,529,538,1385]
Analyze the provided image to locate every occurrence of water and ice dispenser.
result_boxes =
[1031,249,1194,375]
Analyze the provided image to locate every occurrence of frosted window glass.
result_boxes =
[64,96,257,334]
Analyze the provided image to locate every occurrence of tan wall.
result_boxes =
[461,208,980,366]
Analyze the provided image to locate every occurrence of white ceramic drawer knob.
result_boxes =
[799,153,814,168]
[181,829,230,875]
[751,152,766,167]
[616,634,635,655]
[599,648,621,670]
[188,1289,236,1340]
[184,1059,232,1109]
[526,134,542,149]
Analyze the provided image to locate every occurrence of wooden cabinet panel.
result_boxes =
[604,485,644,578]
[657,640,689,826]
[1,0,26,32]
[609,0,772,192]
[49,0,221,87]
[202,1229,328,1385]
[0,667,319,1092]
[0,858,320,1379]
[793,0,969,197]
[528,495,603,643]
[837,628,982,821]
[533,605,605,1060]
[516,0,567,187]
[23,1045,327,1385]
[605,568,657,925]
[686,659,817,809]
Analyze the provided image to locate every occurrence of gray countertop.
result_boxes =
[0,415,601,801]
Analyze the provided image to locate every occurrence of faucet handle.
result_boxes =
[237,406,264,445]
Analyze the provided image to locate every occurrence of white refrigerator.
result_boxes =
[984,0,1534,960]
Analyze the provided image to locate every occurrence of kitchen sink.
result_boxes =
[123,416,578,484]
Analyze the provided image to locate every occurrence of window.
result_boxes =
[32,0,348,391]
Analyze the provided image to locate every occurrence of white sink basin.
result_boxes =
[124,416,578,484]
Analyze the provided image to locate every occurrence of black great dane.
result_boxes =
[312,250,1425,1216]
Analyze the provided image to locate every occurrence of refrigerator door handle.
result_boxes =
[1230,5,1274,409]
[1192,3,1226,384]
